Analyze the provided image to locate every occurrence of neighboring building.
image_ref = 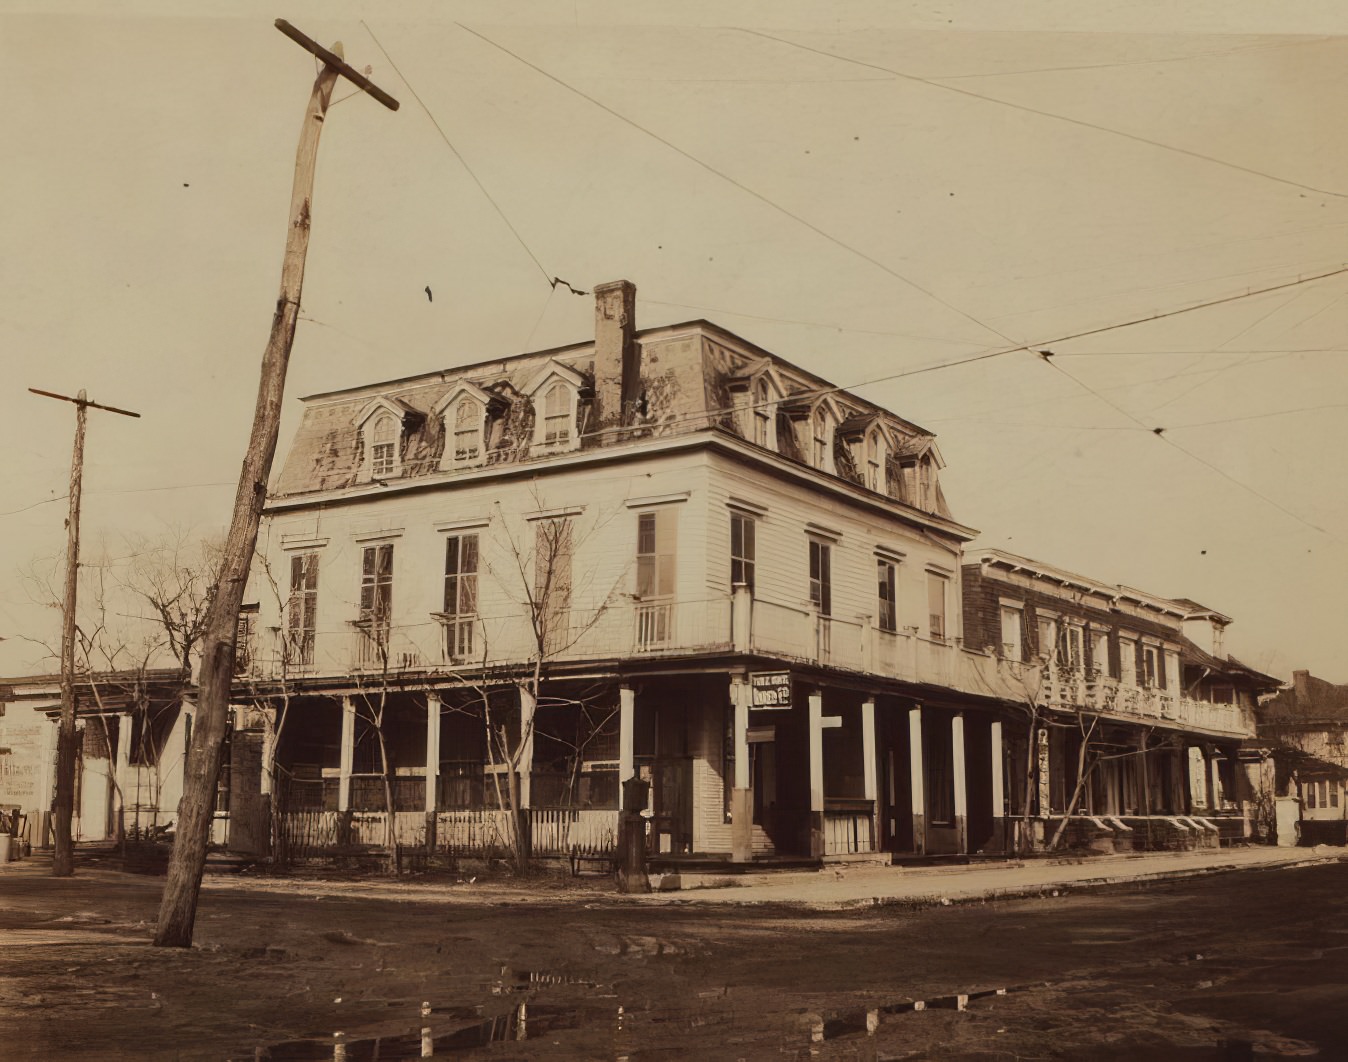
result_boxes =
[963,550,1281,851]
[1257,670,1348,845]
[0,670,222,847]
[231,280,1286,867]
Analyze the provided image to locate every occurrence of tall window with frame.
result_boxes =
[753,378,771,447]
[812,407,829,469]
[866,430,882,491]
[730,512,756,590]
[1000,605,1023,661]
[287,553,319,667]
[443,534,479,661]
[452,398,482,464]
[370,415,398,478]
[636,510,677,648]
[808,539,832,616]
[534,519,572,656]
[876,558,897,633]
[1142,644,1160,688]
[927,572,947,640]
[1059,623,1084,671]
[542,382,572,446]
[358,543,394,660]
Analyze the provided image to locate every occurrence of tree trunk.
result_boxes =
[154,56,339,948]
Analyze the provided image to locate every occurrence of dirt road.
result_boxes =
[1,854,1345,1059]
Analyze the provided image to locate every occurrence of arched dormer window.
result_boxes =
[753,377,772,448]
[452,397,485,465]
[354,397,414,482]
[370,415,398,477]
[866,429,883,492]
[432,380,499,472]
[523,358,587,454]
[811,406,830,470]
[543,382,572,445]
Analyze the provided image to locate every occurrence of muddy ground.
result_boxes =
[1,854,1346,1060]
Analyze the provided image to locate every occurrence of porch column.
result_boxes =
[909,706,925,855]
[1207,750,1220,811]
[518,687,536,810]
[990,720,1005,853]
[952,713,968,854]
[808,690,825,859]
[425,692,441,814]
[260,710,276,798]
[115,712,132,837]
[338,696,355,813]
[861,698,877,852]
[731,675,752,863]
[617,685,635,809]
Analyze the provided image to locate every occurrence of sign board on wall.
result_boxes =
[749,671,792,710]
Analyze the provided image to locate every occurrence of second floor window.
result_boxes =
[1059,623,1084,670]
[927,572,947,640]
[1000,605,1022,660]
[636,510,677,600]
[809,540,832,616]
[877,559,897,633]
[730,512,756,589]
[359,543,394,630]
[370,415,398,477]
[534,520,572,654]
[444,535,479,617]
[287,553,319,666]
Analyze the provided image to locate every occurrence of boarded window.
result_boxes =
[1000,606,1022,660]
[534,519,573,655]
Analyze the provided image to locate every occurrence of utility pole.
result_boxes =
[28,387,140,877]
[154,21,397,948]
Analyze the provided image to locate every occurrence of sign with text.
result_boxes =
[749,671,792,710]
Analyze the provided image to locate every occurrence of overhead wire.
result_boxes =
[741,29,1348,201]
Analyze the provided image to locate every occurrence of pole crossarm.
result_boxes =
[29,388,141,419]
[274,20,400,111]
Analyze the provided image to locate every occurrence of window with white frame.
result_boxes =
[866,430,882,491]
[1119,636,1138,685]
[927,572,947,640]
[357,543,394,663]
[442,534,479,660]
[730,511,756,590]
[877,559,897,633]
[1142,644,1161,688]
[523,363,584,453]
[1059,622,1084,670]
[451,398,485,465]
[542,382,572,446]
[809,539,832,616]
[286,553,319,666]
[1000,605,1023,660]
[812,406,830,469]
[369,414,399,478]
[753,377,772,447]
[636,510,677,649]
[1091,629,1110,676]
[534,519,573,655]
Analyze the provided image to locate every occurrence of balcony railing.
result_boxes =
[1035,665,1252,737]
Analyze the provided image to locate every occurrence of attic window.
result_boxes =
[543,382,572,445]
[866,430,883,492]
[812,406,830,470]
[370,415,398,478]
[452,398,485,466]
[753,377,772,447]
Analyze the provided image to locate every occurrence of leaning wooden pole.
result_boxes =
[154,28,397,946]
[51,394,87,877]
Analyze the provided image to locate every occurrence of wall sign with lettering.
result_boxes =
[749,671,792,710]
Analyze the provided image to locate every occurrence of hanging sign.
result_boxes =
[749,671,792,710]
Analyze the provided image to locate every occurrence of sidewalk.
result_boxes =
[632,845,1348,910]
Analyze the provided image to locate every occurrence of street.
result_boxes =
[1,856,1346,1059]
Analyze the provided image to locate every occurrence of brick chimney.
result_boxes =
[1293,669,1311,704]
[592,279,638,437]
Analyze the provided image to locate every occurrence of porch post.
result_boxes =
[338,696,355,813]
[731,675,752,862]
[518,687,536,811]
[952,713,968,853]
[115,712,132,837]
[808,689,825,859]
[909,706,925,855]
[861,698,877,852]
[260,709,276,798]
[425,692,441,814]
[618,685,635,809]
[990,719,1005,853]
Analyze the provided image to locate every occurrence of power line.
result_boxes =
[743,29,1348,202]
[360,21,557,288]
[454,22,1010,348]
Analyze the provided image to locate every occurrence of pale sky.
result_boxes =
[3,2,1347,682]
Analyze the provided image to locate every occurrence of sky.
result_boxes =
[3,1,1348,682]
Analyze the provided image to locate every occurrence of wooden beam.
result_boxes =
[274,20,400,111]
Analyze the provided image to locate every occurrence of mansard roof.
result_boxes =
[273,318,942,506]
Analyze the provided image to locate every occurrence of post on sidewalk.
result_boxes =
[617,775,651,894]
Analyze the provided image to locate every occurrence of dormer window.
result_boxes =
[753,378,772,447]
[354,397,414,482]
[452,398,484,464]
[523,358,587,454]
[866,430,882,491]
[543,382,572,445]
[370,415,398,477]
[812,407,828,467]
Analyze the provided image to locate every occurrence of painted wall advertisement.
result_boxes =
[0,713,48,810]
[749,671,792,710]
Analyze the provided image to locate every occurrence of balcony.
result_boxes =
[1036,665,1254,738]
